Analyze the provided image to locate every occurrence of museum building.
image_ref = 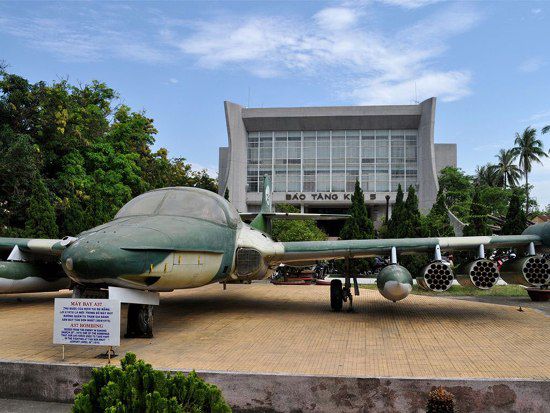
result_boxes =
[218,97,457,226]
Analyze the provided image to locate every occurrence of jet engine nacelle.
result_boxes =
[233,248,273,281]
[456,259,499,289]
[0,261,69,294]
[416,261,454,292]
[499,255,549,287]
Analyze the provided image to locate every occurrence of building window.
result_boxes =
[245,129,418,194]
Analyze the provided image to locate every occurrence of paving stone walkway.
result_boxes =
[0,283,548,379]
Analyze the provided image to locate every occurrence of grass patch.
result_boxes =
[359,284,528,297]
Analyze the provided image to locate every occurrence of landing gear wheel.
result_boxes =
[330,279,343,311]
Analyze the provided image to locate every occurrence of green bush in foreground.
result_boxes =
[73,353,231,413]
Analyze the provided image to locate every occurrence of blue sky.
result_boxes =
[1,0,549,206]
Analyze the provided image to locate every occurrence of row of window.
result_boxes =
[247,130,419,193]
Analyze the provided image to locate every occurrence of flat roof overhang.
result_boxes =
[242,105,422,131]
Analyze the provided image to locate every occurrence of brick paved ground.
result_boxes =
[0,283,548,379]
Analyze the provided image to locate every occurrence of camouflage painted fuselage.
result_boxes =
[61,215,237,291]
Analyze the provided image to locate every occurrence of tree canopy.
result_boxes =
[339,180,374,241]
[423,188,455,237]
[501,190,528,235]
[338,181,374,275]
[462,186,492,236]
[271,204,327,242]
[0,70,217,238]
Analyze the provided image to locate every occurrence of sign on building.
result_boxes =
[53,298,120,347]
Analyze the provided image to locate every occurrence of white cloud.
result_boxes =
[0,2,480,105]
[313,7,359,30]
[531,8,542,14]
[168,3,479,104]
[376,0,440,9]
[519,57,545,73]
[0,14,167,63]
[190,162,218,178]
[168,78,179,84]
[349,71,471,104]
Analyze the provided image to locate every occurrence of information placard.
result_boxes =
[53,298,120,346]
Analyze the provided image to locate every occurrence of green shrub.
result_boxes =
[73,352,231,413]
[426,386,455,413]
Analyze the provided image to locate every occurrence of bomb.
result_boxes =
[376,264,413,302]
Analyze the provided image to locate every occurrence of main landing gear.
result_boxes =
[330,258,359,312]
[125,304,154,339]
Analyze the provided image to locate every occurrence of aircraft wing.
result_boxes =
[240,212,350,221]
[274,234,543,264]
[0,237,66,259]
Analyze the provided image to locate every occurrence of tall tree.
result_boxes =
[386,184,404,238]
[24,179,58,238]
[384,185,427,277]
[463,186,492,236]
[339,180,374,275]
[474,164,498,187]
[0,69,218,238]
[491,148,522,188]
[424,188,455,237]
[400,186,423,238]
[512,127,548,214]
[437,167,473,221]
[501,190,528,235]
[340,180,374,241]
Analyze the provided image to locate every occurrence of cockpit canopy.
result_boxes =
[115,187,240,228]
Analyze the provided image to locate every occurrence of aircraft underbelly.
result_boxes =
[147,251,222,290]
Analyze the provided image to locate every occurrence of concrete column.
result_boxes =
[417,97,439,212]
[224,101,248,212]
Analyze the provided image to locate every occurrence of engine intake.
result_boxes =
[456,259,499,290]
[234,247,269,280]
[417,261,454,292]
[500,255,549,287]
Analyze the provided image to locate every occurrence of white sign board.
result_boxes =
[53,298,120,346]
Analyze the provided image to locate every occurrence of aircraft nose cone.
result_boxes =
[60,230,154,283]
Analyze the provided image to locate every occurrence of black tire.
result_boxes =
[330,279,343,311]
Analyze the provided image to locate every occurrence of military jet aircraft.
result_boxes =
[0,176,548,337]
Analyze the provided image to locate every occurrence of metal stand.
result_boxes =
[125,304,154,338]
[343,258,354,312]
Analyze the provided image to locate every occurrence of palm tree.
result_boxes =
[512,127,548,214]
[491,148,522,188]
[543,125,550,154]
[474,164,499,187]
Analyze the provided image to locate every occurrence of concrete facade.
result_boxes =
[435,143,458,175]
[220,98,456,222]
[1,361,548,412]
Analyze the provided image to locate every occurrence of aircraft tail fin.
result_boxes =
[250,175,273,233]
